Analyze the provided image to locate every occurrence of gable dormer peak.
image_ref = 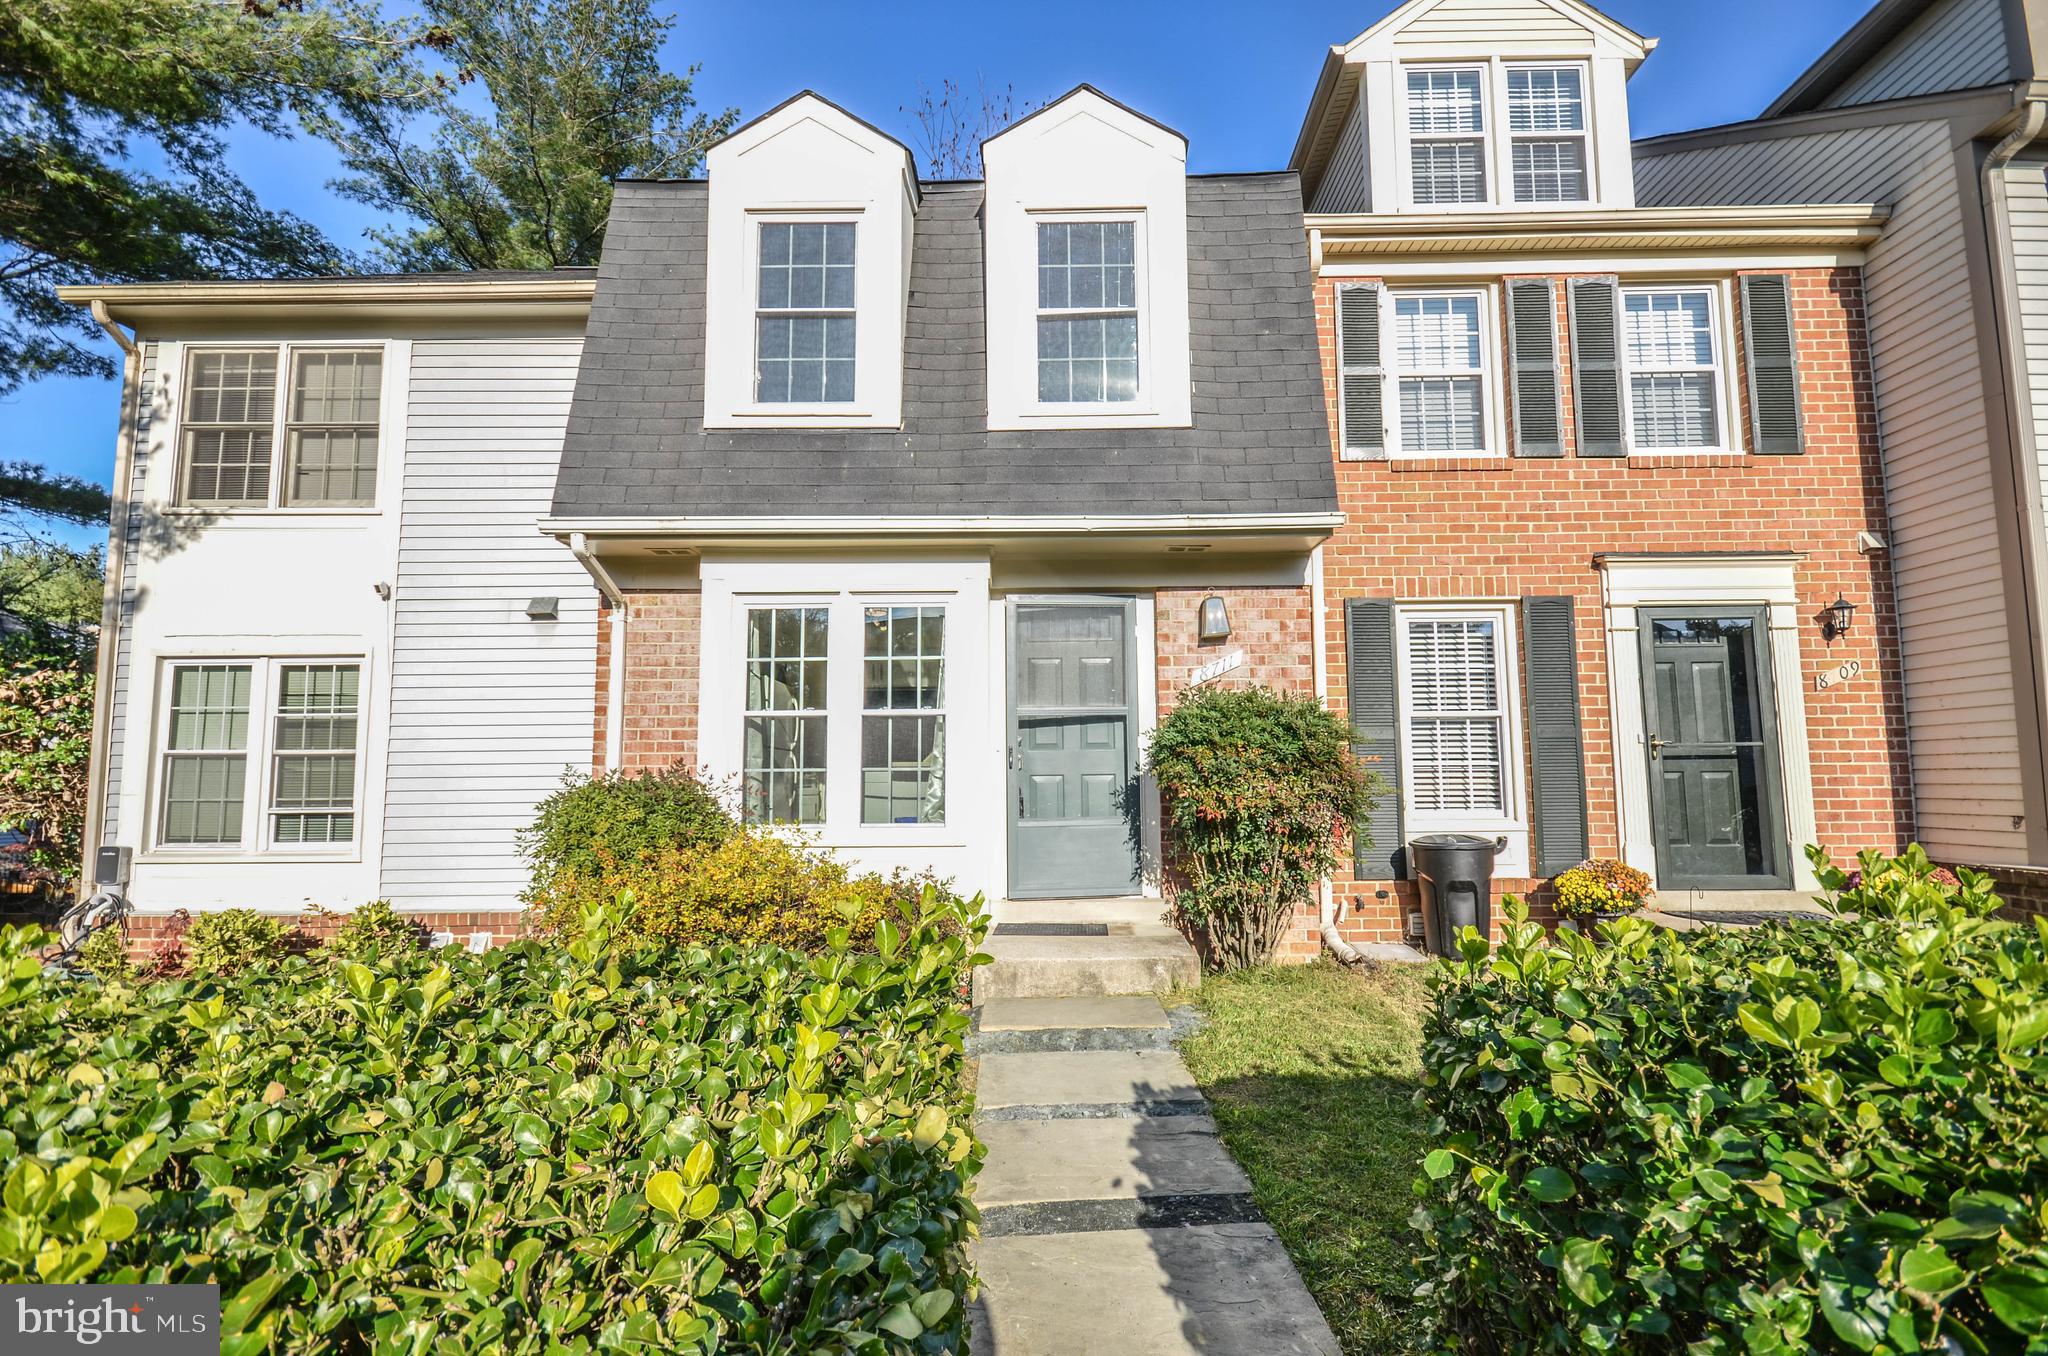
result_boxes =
[1335,0,1655,69]
[982,84,1188,154]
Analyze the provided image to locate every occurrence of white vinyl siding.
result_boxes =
[1389,289,1494,456]
[1310,94,1371,214]
[380,338,597,907]
[99,341,158,846]
[1392,0,1595,52]
[1621,287,1725,450]
[1636,118,2023,859]
[1820,0,2011,109]
[1398,606,1522,829]
[2006,160,2048,554]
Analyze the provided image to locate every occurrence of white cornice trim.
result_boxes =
[542,513,1346,539]
[57,278,595,319]
[1306,204,1890,257]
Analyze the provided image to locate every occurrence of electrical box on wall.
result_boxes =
[95,845,132,887]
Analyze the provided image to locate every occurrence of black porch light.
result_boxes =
[1821,594,1857,641]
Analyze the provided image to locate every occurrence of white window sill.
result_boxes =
[139,849,364,866]
[996,405,1190,432]
[1387,449,1503,460]
[160,506,380,519]
[707,405,898,430]
[1624,447,1739,458]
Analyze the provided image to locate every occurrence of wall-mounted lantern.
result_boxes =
[1197,594,1231,642]
[1821,594,1856,641]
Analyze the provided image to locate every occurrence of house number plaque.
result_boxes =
[1814,658,1864,692]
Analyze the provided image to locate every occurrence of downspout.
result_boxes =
[1980,96,2048,860]
[568,532,628,772]
[78,303,138,899]
[1309,542,1367,965]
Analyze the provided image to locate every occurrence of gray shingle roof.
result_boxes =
[551,174,1337,520]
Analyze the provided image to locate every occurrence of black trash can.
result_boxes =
[1410,834,1503,958]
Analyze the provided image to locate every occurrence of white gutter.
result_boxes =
[78,302,137,898]
[568,532,628,773]
[542,512,1346,538]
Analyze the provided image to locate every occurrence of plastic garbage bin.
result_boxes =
[1411,833,1503,958]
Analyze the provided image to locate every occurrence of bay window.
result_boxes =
[1621,286,1727,451]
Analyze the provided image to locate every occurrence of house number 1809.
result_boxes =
[1814,658,1864,692]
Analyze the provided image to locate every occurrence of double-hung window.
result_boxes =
[861,606,946,824]
[1390,291,1490,455]
[1621,286,1725,450]
[1406,68,1487,205]
[742,607,830,824]
[1506,67,1588,204]
[755,221,856,404]
[1398,610,1515,823]
[1037,220,1139,404]
[178,347,383,509]
[155,658,364,851]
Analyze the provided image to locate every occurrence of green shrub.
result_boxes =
[182,908,292,975]
[75,925,128,981]
[1146,684,1379,969]
[0,889,988,1352]
[1414,845,2048,1354]
[520,765,735,900]
[318,899,430,959]
[528,825,952,952]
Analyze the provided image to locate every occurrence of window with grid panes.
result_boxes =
[1036,221,1139,403]
[756,222,856,403]
[1622,287,1722,449]
[743,607,830,824]
[180,351,277,507]
[1507,67,1588,203]
[861,606,945,824]
[271,664,360,844]
[1402,616,1507,815]
[284,350,382,506]
[159,664,252,844]
[1407,68,1486,205]
[1391,292,1488,454]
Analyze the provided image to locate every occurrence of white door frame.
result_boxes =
[1598,554,1821,891]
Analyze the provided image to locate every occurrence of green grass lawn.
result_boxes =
[1179,960,1434,1355]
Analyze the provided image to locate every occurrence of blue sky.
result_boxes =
[4,0,1877,546]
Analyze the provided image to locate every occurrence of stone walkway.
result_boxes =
[966,993,1339,1355]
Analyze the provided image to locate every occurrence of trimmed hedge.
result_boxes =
[0,890,987,1354]
[1415,847,2048,1354]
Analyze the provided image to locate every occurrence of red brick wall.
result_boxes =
[1297,268,1913,952]
[616,590,702,774]
[1155,585,1315,716]
[118,908,526,959]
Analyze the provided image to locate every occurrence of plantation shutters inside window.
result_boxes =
[1345,599,1403,878]
[1568,276,1624,456]
[1741,273,1805,454]
[1337,284,1386,459]
[1521,596,1588,875]
[1403,618,1506,815]
[1507,278,1563,456]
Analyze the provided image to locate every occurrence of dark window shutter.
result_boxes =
[1345,598,1404,879]
[1337,284,1386,460]
[1741,273,1805,454]
[1522,596,1589,876]
[1568,276,1625,457]
[1507,278,1563,456]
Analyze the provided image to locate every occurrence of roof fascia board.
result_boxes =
[982,83,1187,149]
[544,513,1344,539]
[1636,82,2021,154]
[1765,0,1951,117]
[1288,47,1349,175]
[57,279,595,307]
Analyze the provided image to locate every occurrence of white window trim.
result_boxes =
[1394,603,1526,842]
[1027,209,1154,417]
[1381,285,1506,459]
[1504,61,1594,207]
[729,591,961,847]
[1396,58,1600,211]
[170,342,392,515]
[738,211,865,419]
[144,654,370,862]
[1618,280,1738,456]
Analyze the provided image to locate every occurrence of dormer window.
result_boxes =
[1507,67,1588,204]
[1406,68,1486,205]
[755,221,857,404]
[1036,220,1140,404]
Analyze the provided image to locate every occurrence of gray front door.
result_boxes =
[1008,598,1143,899]
[1640,610,1790,889]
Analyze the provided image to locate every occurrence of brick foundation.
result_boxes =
[1305,267,1914,951]
[113,908,527,961]
[1979,864,2048,922]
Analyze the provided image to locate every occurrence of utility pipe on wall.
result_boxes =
[77,303,138,898]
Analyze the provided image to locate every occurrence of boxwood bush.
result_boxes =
[0,889,987,1354]
[1415,847,2048,1354]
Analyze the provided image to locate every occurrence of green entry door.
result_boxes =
[1008,598,1143,899]
[1640,610,1790,889]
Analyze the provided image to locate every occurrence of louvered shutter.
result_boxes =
[1345,599,1404,879]
[1337,284,1387,460]
[1522,596,1589,875]
[1507,278,1563,456]
[1568,276,1625,457]
[1741,274,1805,454]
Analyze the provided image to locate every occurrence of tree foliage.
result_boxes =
[318,0,737,271]
[0,541,102,666]
[0,662,91,882]
[0,0,439,393]
[900,77,1033,179]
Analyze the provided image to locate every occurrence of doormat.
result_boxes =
[993,923,1110,937]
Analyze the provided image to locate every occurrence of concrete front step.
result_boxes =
[973,927,1202,1002]
[970,1222,1341,1355]
[970,995,1174,1055]
[974,1115,1251,1207]
[976,1049,1206,1121]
